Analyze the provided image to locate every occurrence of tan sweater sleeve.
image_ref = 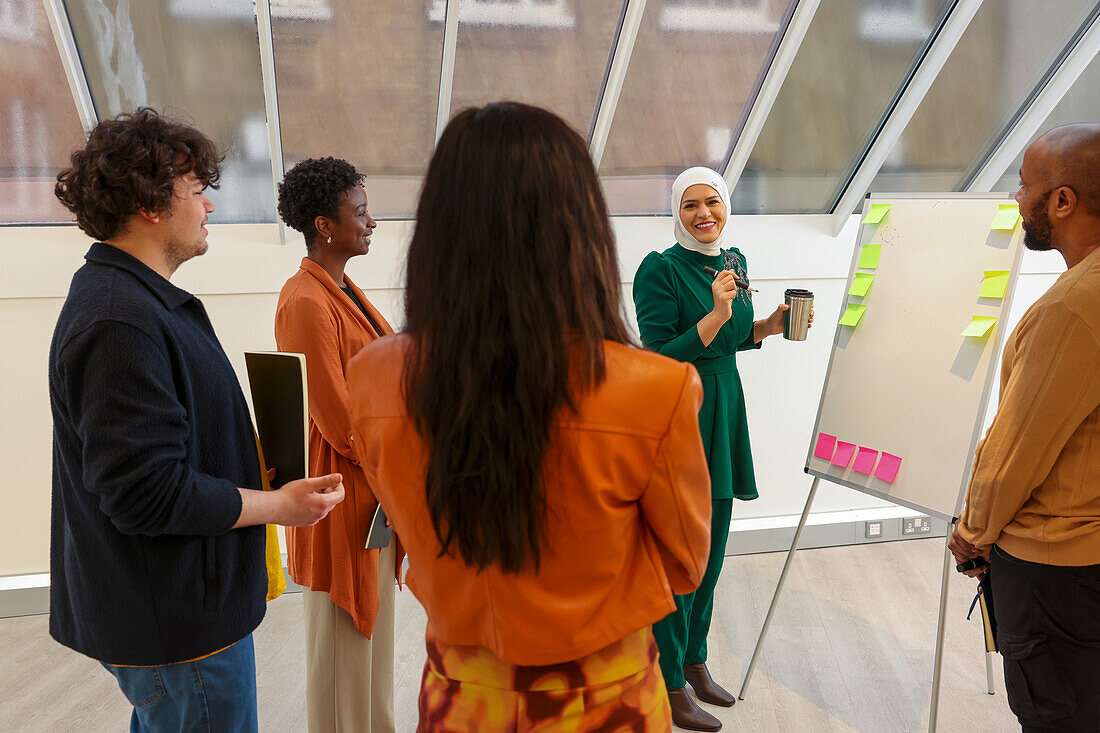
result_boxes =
[958,301,1100,549]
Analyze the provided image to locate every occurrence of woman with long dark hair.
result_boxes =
[346,102,713,730]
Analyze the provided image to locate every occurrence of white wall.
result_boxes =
[0,215,1068,576]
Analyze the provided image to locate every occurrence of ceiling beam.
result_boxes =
[588,0,648,170]
[721,0,821,194]
[42,0,97,135]
[965,6,1100,192]
[830,0,983,236]
[435,0,462,143]
[255,0,286,241]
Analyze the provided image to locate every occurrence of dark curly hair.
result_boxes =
[277,157,365,249]
[55,107,222,241]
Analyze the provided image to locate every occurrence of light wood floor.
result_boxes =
[0,538,1019,732]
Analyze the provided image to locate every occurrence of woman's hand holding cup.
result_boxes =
[763,303,789,337]
[762,304,815,338]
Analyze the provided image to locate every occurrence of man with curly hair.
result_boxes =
[274,157,397,733]
[49,108,346,731]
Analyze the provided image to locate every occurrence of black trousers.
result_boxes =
[990,545,1100,732]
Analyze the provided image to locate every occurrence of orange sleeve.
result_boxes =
[275,295,359,465]
[639,364,712,594]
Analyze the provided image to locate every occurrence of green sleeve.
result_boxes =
[633,252,708,363]
[738,329,762,351]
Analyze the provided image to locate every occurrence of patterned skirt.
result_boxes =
[418,625,671,732]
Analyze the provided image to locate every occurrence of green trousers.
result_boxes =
[652,499,733,690]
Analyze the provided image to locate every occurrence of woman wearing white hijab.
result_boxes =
[632,167,801,731]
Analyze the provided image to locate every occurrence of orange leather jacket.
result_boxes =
[346,335,712,665]
[275,257,394,638]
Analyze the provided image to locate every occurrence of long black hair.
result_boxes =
[404,102,632,573]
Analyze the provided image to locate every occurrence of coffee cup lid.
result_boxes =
[785,288,814,298]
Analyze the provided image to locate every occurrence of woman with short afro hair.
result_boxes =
[274,157,397,733]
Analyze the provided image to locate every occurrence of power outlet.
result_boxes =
[865,520,883,539]
[902,516,933,535]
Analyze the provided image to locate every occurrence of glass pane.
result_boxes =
[449,0,623,138]
[870,0,1099,195]
[990,54,1100,193]
[731,0,954,214]
[273,1,443,219]
[0,0,86,223]
[600,0,793,215]
[64,0,276,223]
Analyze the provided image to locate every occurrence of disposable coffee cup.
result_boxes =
[784,289,814,341]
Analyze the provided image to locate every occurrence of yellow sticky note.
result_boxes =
[961,316,997,338]
[858,244,882,270]
[849,273,875,297]
[979,271,1009,299]
[990,204,1021,230]
[862,203,890,224]
[839,303,867,327]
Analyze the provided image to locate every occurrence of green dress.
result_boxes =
[632,242,760,689]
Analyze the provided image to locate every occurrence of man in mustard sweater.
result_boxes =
[950,123,1100,732]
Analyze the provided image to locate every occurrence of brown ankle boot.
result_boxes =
[668,687,722,731]
[683,663,737,707]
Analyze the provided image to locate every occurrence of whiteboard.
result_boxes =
[805,194,1025,520]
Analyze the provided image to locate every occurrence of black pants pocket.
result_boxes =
[999,633,1075,726]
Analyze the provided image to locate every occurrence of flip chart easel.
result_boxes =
[739,194,1025,732]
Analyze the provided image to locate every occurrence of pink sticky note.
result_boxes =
[874,452,903,483]
[813,433,837,461]
[831,441,857,468]
[852,447,879,475]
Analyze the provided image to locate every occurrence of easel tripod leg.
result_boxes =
[927,531,953,733]
[738,476,820,700]
[985,652,995,695]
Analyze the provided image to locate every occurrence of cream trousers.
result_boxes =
[302,541,396,733]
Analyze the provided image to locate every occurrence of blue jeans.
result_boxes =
[100,634,258,733]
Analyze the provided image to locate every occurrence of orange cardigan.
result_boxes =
[275,257,394,638]
[346,335,712,665]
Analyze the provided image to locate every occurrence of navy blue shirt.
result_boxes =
[49,243,266,665]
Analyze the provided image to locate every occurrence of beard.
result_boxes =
[165,235,208,272]
[1022,192,1053,252]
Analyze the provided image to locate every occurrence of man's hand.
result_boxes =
[946,526,981,559]
[277,474,345,526]
[234,473,345,529]
[959,555,990,579]
[948,526,981,564]
[949,524,990,578]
